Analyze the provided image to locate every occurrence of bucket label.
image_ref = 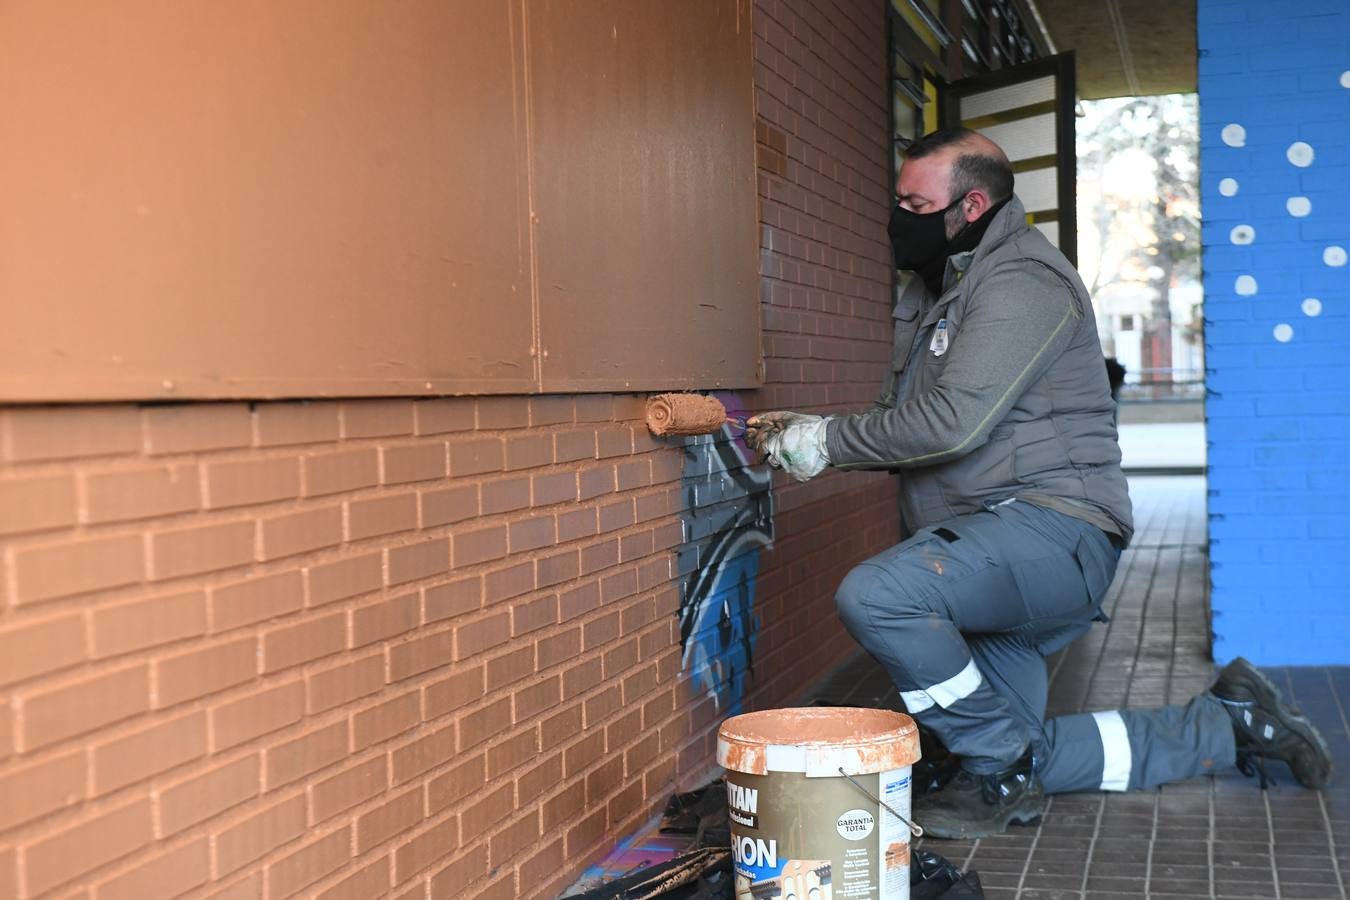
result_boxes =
[732,834,783,883]
[727,782,759,813]
[878,770,913,897]
[836,809,875,840]
[726,767,913,899]
[726,780,759,829]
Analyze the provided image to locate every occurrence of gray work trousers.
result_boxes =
[836,499,1235,793]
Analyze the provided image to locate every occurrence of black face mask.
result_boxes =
[888,194,1012,294]
[887,193,968,272]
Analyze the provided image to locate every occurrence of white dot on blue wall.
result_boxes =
[1342,71,1350,88]
[1325,246,1348,267]
[1235,275,1258,295]
[1287,142,1315,167]
[1287,197,1312,217]
[1219,178,1239,196]
[1303,298,1323,317]
[1221,124,1246,147]
[1273,323,1294,343]
[1229,225,1255,245]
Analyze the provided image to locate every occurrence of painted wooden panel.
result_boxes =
[0,0,757,400]
[529,0,760,393]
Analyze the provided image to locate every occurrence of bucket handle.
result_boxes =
[838,767,924,838]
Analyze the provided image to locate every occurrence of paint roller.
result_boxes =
[644,393,748,437]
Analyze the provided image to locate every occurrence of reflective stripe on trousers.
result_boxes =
[835,499,1235,789]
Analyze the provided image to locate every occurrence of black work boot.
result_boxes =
[1211,657,1332,790]
[913,747,1044,839]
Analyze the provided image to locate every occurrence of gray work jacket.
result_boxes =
[825,195,1134,545]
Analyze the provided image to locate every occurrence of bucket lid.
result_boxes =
[717,707,920,777]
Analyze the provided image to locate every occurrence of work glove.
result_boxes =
[744,410,808,454]
[745,411,831,482]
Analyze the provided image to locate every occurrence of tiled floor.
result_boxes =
[1117,422,1207,472]
[811,476,1350,899]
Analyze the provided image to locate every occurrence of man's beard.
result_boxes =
[943,202,969,242]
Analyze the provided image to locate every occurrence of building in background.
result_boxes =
[1078,93,1204,400]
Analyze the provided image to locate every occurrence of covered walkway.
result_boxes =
[814,476,1350,899]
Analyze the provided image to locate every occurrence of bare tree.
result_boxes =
[1077,95,1200,380]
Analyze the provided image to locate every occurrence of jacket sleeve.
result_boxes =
[826,260,1082,469]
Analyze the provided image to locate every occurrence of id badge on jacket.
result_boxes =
[930,318,949,357]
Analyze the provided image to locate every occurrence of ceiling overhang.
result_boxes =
[1030,0,1196,99]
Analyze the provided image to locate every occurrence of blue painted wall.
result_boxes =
[1199,0,1350,664]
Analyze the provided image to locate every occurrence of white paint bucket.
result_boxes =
[717,707,921,900]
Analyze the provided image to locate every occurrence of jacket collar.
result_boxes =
[944,194,1029,286]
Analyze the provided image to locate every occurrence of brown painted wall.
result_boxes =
[0,1,758,401]
[0,0,896,897]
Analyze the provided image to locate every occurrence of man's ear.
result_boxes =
[961,188,992,223]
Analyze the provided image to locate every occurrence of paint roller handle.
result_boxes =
[742,411,800,454]
[745,418,788,458]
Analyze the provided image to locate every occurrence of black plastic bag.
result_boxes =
[570,846,984,899]
[568,774,984,899]
[912,848,986,899]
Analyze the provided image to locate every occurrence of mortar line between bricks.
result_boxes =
[1076,792,1105,899]
[1044,556,1089,686]
[1325,667,1350,748]
[1105,542,1155,672]
[1012,794,1050,900]
[1166,537,1180,708]
[1122,545,1163,712]
[1128,499,1171,900]
[960,836,980,875]
[1304,670,1348,900]
[1062,542,1147,714]
[1144,788,1159,898]
[1317,789,1349,900]
[1262,787,1282,900]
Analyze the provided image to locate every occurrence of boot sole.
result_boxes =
[1228,660,1333,790]
[919,807,1044,840]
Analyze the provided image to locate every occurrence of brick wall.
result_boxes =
[0,1,898,896]
[1199,0,1350,664]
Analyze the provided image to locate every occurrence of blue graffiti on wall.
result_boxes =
[675,393,774,717]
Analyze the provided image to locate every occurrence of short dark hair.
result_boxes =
[904,127,1014,204]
